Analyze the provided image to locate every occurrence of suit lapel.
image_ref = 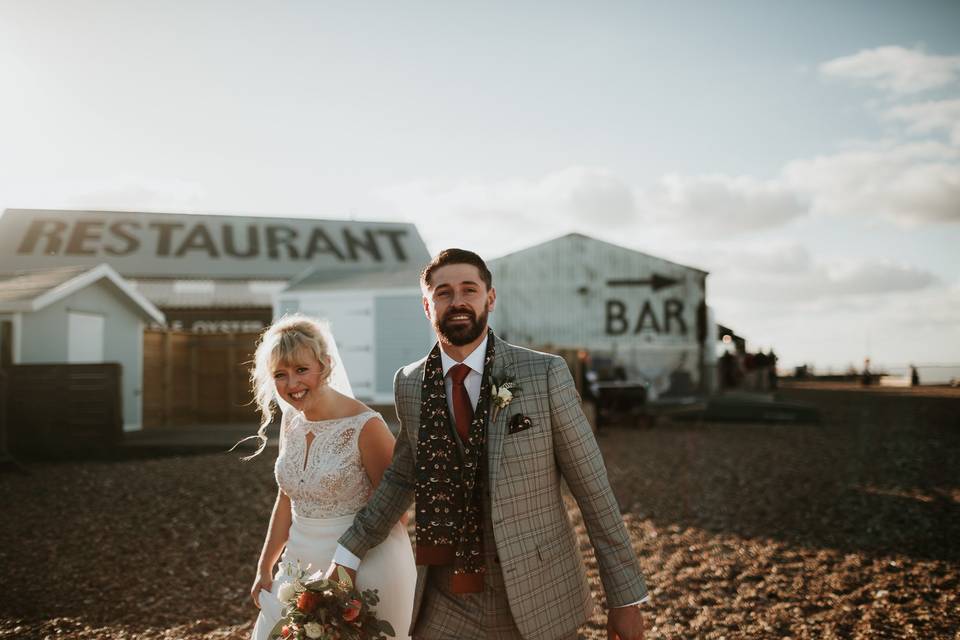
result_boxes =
[487,335,516,488]
[403,362,426,447]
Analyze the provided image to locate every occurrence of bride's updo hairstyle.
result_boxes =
[242,314,332,459]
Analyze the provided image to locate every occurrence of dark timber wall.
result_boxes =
[3,363,123,452]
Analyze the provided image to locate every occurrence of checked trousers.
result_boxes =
[412,461,579,640]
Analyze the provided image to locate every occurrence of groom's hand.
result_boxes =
[324,561,358,586]
[607,605,645,640]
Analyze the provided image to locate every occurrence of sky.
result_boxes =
[1,0,958,372]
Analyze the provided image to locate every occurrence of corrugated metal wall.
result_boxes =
[491,234,708,395]
[374,294,434,397]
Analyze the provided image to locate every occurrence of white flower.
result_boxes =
[496,387,513,405]
[304,622,324,639]
[276,581,296,603]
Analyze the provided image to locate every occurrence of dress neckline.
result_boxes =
[293,409,377,426]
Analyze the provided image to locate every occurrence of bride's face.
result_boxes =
[272,349,326,411]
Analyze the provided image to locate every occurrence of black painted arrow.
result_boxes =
[606,273,680,291]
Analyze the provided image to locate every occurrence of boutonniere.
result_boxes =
[490,373,520,421]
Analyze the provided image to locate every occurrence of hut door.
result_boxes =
[67,311,105,363]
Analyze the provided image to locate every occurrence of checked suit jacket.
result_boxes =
[338,335,648,639]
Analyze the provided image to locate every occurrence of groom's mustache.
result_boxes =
[442,307,477,323]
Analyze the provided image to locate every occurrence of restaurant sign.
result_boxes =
[0,209,431,279]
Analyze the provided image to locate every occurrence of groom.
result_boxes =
[331,249,648,639]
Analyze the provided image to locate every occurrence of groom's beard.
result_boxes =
[436,306,488,346]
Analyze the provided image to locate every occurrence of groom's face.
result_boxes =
[423,263,496,347]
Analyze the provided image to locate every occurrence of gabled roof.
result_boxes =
[0,263,165,324]
[490,232,709,276]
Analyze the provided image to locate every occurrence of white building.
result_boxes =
[0,209,433,427]
[490,233,714,397]
[275,268,433,404]
[0,264,165,430]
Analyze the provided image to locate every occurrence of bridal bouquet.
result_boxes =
[269,568,395,640]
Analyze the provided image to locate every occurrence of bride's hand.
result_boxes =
[250,571,272,609]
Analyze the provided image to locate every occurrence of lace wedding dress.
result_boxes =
[251,409,416,640]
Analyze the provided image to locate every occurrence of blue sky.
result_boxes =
[1,1,958,371]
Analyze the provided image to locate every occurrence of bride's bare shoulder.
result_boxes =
[330,391,372,418]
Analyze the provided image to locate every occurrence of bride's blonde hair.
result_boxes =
[240,314,332,459]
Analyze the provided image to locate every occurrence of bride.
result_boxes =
[244,314,415,640]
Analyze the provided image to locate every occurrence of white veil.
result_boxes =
[316,320,354,399]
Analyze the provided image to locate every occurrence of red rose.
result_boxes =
[280,625,291,638]
[297,590,322,612]
[342,598,362,622]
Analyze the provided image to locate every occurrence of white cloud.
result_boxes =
[381,166,638,225]
[382,139,959,259]
[66,177,207,208]
[707,247,938,304]
[644,140,960,232]
[704,249,952,368]
[694,244,813,276]
[0,175,207,213]
[715,282,960,370]
[884,98,960,145]
[644,174,808,234]
[819,46,960,94]
[378,166,641,255]
[782,141,960,225]
[825,260,939,295]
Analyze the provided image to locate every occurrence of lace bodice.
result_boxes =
[275,409,378,518]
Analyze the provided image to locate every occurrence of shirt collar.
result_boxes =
[440,334,489,377]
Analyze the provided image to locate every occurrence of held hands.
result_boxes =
[250,570,272,609]
[607,605,645,640]
[323,561,358,586]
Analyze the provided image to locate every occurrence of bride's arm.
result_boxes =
[358,417,409,526]
[251,488,292,607]
[250,409,293,608]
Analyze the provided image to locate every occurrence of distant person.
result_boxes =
[577,349,597,403]
[720,351,738,389]
[861,358,872,386]
[327,248,649,639]
[910,364,920,387]
[242,315,416,640]
[767,350,779,390]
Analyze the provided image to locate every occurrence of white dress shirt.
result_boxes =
[439,335,487,416]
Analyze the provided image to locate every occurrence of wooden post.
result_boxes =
[0,323,14,464]
[162,330,173,427]
[190,335,199,422]
[227,335,238,422]
[0,321,12,368]
[0,368,9,462]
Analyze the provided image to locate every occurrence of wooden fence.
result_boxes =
[143,330,260,428]
[0,369,9,462]
[4,363,123,452]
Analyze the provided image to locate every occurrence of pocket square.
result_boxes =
[508,413,534,435]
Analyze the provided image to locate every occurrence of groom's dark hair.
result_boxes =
[420,248,493,291]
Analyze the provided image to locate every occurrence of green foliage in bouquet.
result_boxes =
[269,568,395,640]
